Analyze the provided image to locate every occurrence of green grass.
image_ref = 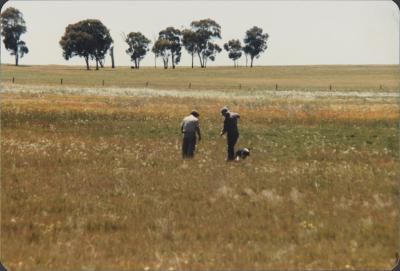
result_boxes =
[1,64,399,91]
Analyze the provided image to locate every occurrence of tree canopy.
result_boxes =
[13,15,270,69]
[182,29,198,68]
[224,39,242,68]
[125,32,151,69]
[243,26,269,68]
[152,27,182,69]
[59,19,113,70]
[202,42,221,67]
[189,18,222,68]
[0,7,29,66]
[152,38,171,69]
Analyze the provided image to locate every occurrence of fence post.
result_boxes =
[275,84,278,90]
[102,80,105,86]
[329,84,332,91]
[239,84,242,89]
[146,81,149,87]
[188,82,191,89]
[379,84,383,90]
[61,79,63,85]
[12,77,14,83]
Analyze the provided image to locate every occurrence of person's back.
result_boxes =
[181,111,201,158]
[223,112,240,136]
[220,107,240,161]
[181,114,199,134]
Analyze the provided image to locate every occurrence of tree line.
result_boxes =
[1,7,269,69]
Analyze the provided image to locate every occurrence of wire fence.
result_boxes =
[0,76,395,92]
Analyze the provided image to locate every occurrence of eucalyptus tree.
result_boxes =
[243,26,269,68]
[0,7,29,66]
[182,29,198,68]
[158,27,181,69]
[152,39,170,69]
[152,27,182,69]
[59,19,113,70]
[224,39,242,68]
[189,18,222,68]
[202,42,221,68]
[125,32,151,69]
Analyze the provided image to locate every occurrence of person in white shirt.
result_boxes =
[181,110,201,158]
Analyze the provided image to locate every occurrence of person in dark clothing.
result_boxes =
[219,106,240,161]
[181,110,201,158]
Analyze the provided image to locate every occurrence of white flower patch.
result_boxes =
[1,83,398,101]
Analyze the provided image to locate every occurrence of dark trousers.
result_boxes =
[182,133,196,158]
[227,133,239,160]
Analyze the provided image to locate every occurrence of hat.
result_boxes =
[220,106,229,114]
[190,110,199,117]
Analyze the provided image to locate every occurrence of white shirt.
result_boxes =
[181,115,199,133]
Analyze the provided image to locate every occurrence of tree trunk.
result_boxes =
[99,60,104,68]
[250,56,254,68]
[15,46,19,66]
[85,56,90,70]
[96,59,99,70]
[110,47,115,68]
[171,53,175,69]
[197,52,204,68]
[245,54,248,68]
[163,58,168,69]
[191,52,194,68]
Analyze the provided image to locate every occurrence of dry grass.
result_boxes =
[1,86,398,270]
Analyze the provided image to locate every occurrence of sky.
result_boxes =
[1,0,399,67]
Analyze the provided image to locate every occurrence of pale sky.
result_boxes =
[1,0,399,67]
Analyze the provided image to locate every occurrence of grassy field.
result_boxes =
[1,64,399,91]
[1,65,399,270]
